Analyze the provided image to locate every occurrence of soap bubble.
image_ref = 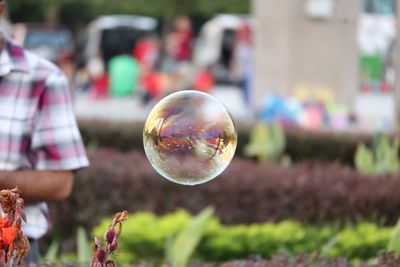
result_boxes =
[143,90,237,185]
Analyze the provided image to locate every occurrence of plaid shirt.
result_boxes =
[0,39,89,238]
[0,40,88,170]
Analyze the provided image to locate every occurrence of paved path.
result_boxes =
[74,87,396,132]
[74,86,251,123]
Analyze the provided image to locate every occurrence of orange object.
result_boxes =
[0,216,10,229]
[1,227,18,245]
[194,69,214,93]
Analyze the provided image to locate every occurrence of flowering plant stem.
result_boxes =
[91,211,128,267]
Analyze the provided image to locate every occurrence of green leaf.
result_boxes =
[388,218,400,254]
[77,227,92,264]
[166,207,214,267]
[44,240,59,262]
[373,135,400,174]
[244,123,269,161]
[321,236,337,256]
[355,143,375,174]
[244,123,285,162]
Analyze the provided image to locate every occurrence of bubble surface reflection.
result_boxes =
[143,91,237,185]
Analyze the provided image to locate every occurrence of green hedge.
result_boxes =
[78,119,374,164]
[93,210,393,263]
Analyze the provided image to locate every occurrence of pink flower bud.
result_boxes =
[106,228,116,244]
[95,249,106,263]
[108,239,118,252]
[94,237,102,249]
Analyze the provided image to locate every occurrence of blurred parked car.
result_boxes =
[194,14,252,85]
[80,15,158,65]
[12,23,75,65]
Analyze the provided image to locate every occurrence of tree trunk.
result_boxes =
[45,3,60,26]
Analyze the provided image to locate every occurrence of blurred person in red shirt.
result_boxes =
[87,55,108,99]
[133,36,160,69]
[139,63,171,104]
[167,15,193,62]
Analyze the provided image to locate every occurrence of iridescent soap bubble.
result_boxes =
[143,90,237,185]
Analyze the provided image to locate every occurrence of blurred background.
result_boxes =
[7,0,400,265]
[8,0,400,131]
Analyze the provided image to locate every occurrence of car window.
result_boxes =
[100,27,147,64]
[220,29,236,68]
[24,30,73,50]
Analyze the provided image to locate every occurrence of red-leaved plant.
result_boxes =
[0,187,30,266]
[91,211,128,267]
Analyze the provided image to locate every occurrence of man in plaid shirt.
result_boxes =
[0,0,89,263]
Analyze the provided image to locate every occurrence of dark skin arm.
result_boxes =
[0,171,74,203]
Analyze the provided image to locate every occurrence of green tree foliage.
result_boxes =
[8,0,250,27]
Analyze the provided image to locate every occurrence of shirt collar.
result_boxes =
[0,38,29,76]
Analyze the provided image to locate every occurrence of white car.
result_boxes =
[193,14,252,85]
[80,15,158,65]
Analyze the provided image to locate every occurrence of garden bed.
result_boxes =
[93,210,393,263]
[214,252,400,267]
[41,253,400,267]
[199,252,399,267]
[48,148,400,251]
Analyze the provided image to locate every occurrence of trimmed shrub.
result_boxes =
[48,149,400,251]
[93,210,393,263]
[77,119,374,163]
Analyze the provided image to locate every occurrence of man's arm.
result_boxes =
[0,171,74,203]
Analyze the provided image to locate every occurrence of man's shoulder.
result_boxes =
[6,41,67,86]
[23,49,62,77]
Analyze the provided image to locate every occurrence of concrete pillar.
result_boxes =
[253,0,291,99]
[253,0,359,108]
